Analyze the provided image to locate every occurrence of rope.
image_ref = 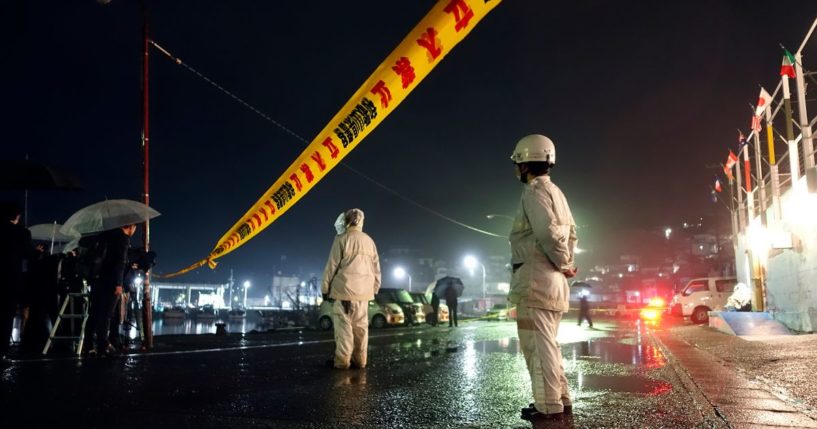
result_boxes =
[149,39,505,239]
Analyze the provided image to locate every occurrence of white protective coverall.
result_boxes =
[321,224,381,368]
[509,174,577,414]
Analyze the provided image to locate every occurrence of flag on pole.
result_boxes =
[780,49,796,78]
[751,115,761,132]
[724,150,737,180]
[714,177,722,192]
[738,130,752,191]
[755,87,772,116]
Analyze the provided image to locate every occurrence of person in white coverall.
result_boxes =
[321,208,381,369]
[508,134,578,423]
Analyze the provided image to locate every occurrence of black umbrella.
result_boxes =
[0,159,83,190]
[433,276,464,298]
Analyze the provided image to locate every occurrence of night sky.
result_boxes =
[5,1,816,286]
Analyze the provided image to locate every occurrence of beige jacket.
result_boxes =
[508,175,577,312]
[321,225,381,301]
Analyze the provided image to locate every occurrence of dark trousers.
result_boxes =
[578,308,593,327]
[0,294,16,356]
[90,287,117,350]
[447,302,458,327]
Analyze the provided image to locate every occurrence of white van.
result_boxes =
[668,277,738,323]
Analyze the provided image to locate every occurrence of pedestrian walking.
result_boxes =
[507,134,577,423]
[445,285,458,327]
[0,203,36,363]
[88,224,136,357]
[321,209,381,370]
[577,292,593,328]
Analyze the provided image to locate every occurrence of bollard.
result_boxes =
[215,322,227,336]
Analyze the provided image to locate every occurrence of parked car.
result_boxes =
[668,277,738,323]
[317,299,404,331]
[409,292,449,325]
[376,288,425,325]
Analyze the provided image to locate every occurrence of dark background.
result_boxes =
[4,1,815,284]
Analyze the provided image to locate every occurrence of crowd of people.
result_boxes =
[5,132,578,423]
[0,202,154,363]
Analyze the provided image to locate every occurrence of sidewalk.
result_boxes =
[652,323,817,428]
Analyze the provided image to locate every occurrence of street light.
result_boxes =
[243,280,251,309]
[463,255,487,299]
[393,266,412,292]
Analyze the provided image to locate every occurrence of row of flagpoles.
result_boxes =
[714,18,817,232]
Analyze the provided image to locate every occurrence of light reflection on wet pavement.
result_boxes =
[0,318,712,428]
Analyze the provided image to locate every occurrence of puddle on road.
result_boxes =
[579,373,672,395]
[564,337,667,369]
[464,336,666,369]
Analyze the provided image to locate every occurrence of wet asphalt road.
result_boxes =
[0,316,718,428]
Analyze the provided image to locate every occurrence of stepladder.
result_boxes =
[42,282,90,356]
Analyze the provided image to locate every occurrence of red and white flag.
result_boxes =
[755,87,772,116]
[723,150,738,180]
[781,49,796,78]
[714,177,722,193]
[751,115,761,132]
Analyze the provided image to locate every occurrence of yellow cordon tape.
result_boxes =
[160,0,502,278]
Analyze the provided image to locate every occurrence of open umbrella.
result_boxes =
[0,159,83,190]
[433,276,464,298]
[29,222,80,242]
[60,199,160,235]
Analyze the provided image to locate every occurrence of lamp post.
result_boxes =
[463,255,487,299]
[100,0,154,349]
[393,266,412,292]
[243,280,251,309]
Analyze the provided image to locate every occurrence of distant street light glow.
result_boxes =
[463,255,487,299]
[393,266,412,292]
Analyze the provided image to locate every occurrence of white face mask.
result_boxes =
[334,213,346,235]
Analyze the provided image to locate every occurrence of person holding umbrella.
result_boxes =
[61,199,159,356]
[508,134,577,423]
[433,276,463,328]
[87,224,136,356]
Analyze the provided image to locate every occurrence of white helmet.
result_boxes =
[510,134,556,164]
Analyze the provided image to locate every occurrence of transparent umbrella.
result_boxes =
[60,199,160,235]
[29,222,79,242]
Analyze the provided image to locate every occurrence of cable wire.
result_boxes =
[149,39,506,239]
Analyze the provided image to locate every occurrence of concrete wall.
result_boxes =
[738,183,817,332]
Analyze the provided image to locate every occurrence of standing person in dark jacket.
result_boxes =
[90,224,136,357]
[445,286,458,327]
[577,292,593,328]
[0,203,36,362]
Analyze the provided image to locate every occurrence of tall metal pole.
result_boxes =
[766,98,782,221]
[753,130,766,223]
[783,73,800,184]
[140,2,154,350]
[795,16,817,172]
